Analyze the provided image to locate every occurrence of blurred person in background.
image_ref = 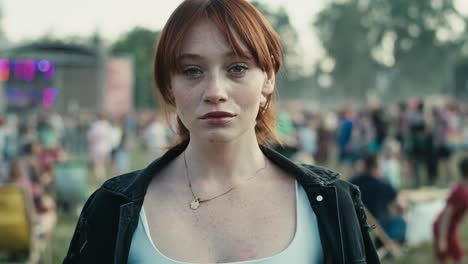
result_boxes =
[87,113,113,180]
[431,105,458,185]
[406,100,434,187]
[76,112,92,156]
[64,0,379,263]
[37,131,67,190]
[112,126,131,174]
[109,116,124,166]
[272,109,298,159]
[48,110,65,145]
[314,112,336,165]
[21,141,56,211]
[0,116,5,159]
[7,156,56,238]
[142,112,168,157]
[462,103,468,150]
[381,138,402,190]
[18,114,38,150]
[8,158,34,194]
[296,112,318,163]
[0,116,7,182]
[21,141,43,183]
[369,107,388,154]
[62,113,81,155]
[36,111,65,152]
[122,112,138,150]
[350,153,407,244]
[353,111,375,156]
[433,157,468,264]
[3,114,19,161]
[464,120,468,150]
[337,106,357,177]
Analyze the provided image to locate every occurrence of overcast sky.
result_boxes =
[2,0,468,72]
[2,0,322,41]
[1,0,325,72]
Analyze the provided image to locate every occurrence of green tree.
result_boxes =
[111,27,160,109]
[315,0,467,101]
[315,1,376,99]
[251,1,302,81]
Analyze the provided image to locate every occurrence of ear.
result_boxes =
[261,72,275,106]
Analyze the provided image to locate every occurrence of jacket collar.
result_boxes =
[104,140,339,202]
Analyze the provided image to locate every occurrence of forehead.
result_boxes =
[179,19,249,58]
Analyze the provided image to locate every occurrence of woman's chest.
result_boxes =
[143,184,296,263]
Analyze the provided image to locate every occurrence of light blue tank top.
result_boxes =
[128,181,323,263]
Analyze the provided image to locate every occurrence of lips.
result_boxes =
[200,111,236,119]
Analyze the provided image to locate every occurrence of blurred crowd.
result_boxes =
[274,97,468,189]
[0,109,174,184]
[0,96,467,260]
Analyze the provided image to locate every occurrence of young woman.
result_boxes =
[64,0,379,263]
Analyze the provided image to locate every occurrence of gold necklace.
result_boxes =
[183,151,267,210]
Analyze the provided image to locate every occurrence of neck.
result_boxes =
[183,134,267,189]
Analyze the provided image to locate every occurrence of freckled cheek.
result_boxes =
[236,91,261,115]
[173,88,203,126]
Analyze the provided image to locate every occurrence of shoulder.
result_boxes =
[101,170,142,194]
[79,170,142,219]
[299,163,341,185]
[299,163,361,200]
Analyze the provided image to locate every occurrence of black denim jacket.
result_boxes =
[64,141,380,264]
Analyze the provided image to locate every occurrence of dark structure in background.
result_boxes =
[0,43,105,114]
[0,42,133,116]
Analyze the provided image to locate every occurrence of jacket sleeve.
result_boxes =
[63,190,98,264]
[349,183,381,263]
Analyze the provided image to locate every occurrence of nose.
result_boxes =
[202,73,228,104]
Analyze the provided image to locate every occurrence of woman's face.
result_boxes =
[171,19,275,143]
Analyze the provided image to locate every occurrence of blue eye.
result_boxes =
[229,64,248,75]
[182,67,203,78]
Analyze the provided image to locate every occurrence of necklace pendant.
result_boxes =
[190,198,200,210]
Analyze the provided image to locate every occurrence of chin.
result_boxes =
[194,130,241,144]
[205,132,235,143]
[190,125,256,144]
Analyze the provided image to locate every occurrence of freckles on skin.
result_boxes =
[169,19,273,141]
[237,245,258,260]
[174,88,198,120]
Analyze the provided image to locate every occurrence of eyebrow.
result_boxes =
[177,51,253,61]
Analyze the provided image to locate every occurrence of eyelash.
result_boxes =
[182,67,202,78]
[181,63,249,79]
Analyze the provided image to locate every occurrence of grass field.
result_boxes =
[37,148,468,263]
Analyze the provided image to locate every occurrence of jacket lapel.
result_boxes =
[114,201,140,264]
[304,185,345,263]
